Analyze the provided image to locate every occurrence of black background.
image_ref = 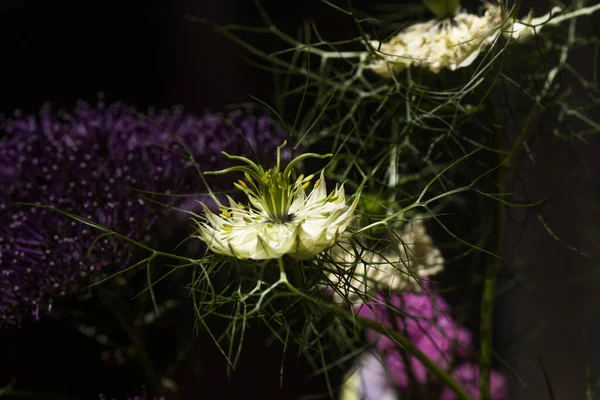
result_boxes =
[1,1,600,399]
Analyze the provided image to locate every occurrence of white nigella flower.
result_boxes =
[325,217,444,305]
[193,142,360,261]
[365,2,573,77]
[366,2,503,77]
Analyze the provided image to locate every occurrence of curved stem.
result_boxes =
[480,244,501,400]
[353,315,472,399]
[282,283,472,399]
[101,293,162,396]
[479,96,507,399]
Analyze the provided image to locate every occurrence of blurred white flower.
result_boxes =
[325,217,444,305]
[365,2,584,77]
[366,3,503,76]
[194,144,360,260]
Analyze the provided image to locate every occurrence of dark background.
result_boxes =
[0,2,373,399]
[0,0,364,115]
[1,0,599,399]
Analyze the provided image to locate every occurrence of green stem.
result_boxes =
[354,314,472,399]
[479,100,507,399]
[101,294,162,396]
[282,282,472,399]
[479,188,504,398]
[547,3,600,26]
[277,257,288,282]
[479,258,501,400]
[481,5,584,392]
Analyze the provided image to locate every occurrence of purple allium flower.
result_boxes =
[0,97,288,326]
[440,362,508,400]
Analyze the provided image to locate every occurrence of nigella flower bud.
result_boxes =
[0,97,287,326]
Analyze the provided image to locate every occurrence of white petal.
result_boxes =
[305,171,327,206]
[256,223,299,259]
[200,202,227,228]
[289,187,306,214]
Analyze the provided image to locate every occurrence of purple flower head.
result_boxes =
[440,362,508,400]
[355,300,392,346]
[385,350,427,388]
[0,97,288,326]
[390,291,451,340]
[410,317,473,380]
[355,290,453,353]
[353,286,484,394]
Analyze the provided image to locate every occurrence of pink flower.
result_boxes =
[440,362,508,400]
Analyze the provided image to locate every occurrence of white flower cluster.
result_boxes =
[325,217,444,305]
[196,171,358,260]
[366,3,503,76]
[194,145,360,261]
[365,2,564,77]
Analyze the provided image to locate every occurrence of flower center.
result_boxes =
[264,213,296,224]
[259,167,311,223]
[204,140,332,224]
